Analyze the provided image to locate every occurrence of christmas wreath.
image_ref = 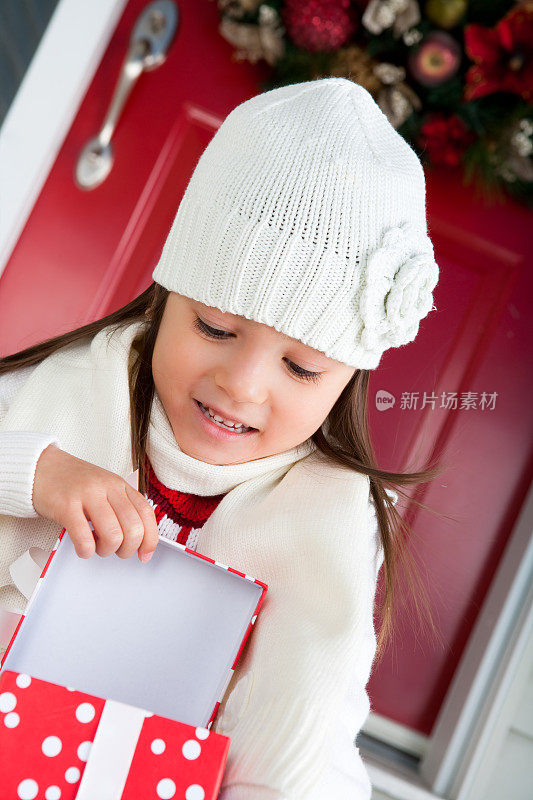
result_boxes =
[211,0,533,208]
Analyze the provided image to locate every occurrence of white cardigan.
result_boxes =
[0,321,388,799]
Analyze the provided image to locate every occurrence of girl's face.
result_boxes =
[151,292,356,465]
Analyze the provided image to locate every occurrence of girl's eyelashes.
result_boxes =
[192,316,322,384]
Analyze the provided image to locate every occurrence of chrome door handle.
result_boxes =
[75,0,178,190]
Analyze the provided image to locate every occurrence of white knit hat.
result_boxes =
[152,77,439,369]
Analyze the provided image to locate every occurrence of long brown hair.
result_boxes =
[0,281,450,661]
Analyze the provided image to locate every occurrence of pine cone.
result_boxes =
[323,45,383,95]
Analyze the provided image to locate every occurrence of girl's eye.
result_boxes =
[194,317,227,340]
[193,316,322,384]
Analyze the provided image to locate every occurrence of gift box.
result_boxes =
[0,470,268,798]
[0,667,230,799]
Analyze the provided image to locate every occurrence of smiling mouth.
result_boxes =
[195,399,258,432]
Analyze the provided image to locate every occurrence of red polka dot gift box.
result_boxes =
[0,470,268,799]
[0,668,229,799]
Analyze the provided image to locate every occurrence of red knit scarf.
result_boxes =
[144,454,226,548]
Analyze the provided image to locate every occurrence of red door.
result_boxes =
[368,173,533,734]
[1,0,532,741]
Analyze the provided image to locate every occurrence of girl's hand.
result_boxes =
[32,444,158,563]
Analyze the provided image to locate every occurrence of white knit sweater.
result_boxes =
[0,323,388,799]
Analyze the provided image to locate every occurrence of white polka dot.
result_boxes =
[42,736,62,757]
[45,787,61,800]
[64,767,81,784]
[16,674,31,688]
[186,786,205,800]
[77,741,92,761]
[17,779,38,799]
[66,687,76,692]
[75,703,95,723]
[195,727,209,740]
[157,778,176,798]
[151,738,166,754]
[0,691,16,712]
[4,712,20,728]
[182,739,201,760]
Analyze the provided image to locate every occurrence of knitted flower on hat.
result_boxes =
[359,221,439,355]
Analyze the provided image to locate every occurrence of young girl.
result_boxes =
[0,78,441,799]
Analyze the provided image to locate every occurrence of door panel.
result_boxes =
[368,170,533,734]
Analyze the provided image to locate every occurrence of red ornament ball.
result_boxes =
[282,0,360,52]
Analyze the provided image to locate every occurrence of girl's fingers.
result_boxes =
[101,486,146,559]
[62,504,97,559]
[62,483,158,563]
[83,496,131,558]
[124,484,159,561]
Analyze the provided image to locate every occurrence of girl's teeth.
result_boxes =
[199,402,251,432]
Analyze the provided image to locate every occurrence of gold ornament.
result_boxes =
[402,26,423,46]
[216,0,264,19]
[496,117,533,183]
[218,4,285,65]
[373,62,422,127]
[362,0,422,38]
[424,0,467,30]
